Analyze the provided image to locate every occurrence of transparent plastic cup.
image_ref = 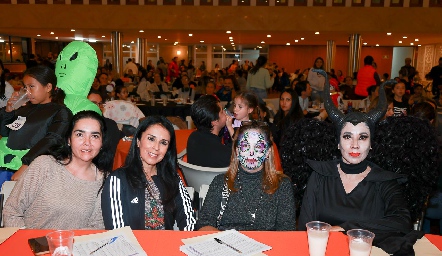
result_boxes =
[306,221,331,256]
[46,230,74,256]
[347,229,375,256]
[12,88,29,109]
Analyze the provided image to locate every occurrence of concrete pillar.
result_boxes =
[137,38,147,68]
[326,40,336,72]
[348,34,362,76]
[111,31,123,76]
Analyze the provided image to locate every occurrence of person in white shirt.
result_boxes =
[0,61,14,109]
[147,73,169,93]
[123,58,138,75]
[295,81,312,115]
[307,57,326,102]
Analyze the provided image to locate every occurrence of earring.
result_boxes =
[67,143,70,146]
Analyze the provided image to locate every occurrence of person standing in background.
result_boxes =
[307,57,326,102]
[355,55,381,98]
[429,57,442,103]
[246,56,274,101]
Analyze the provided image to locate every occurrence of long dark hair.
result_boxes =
[49,111,113,192]
[0,59,6,100]
[274,89,304,130]
[124,116,179,212]
[249,56,267,75]
[23,65,66,104]
[312,57,324,70]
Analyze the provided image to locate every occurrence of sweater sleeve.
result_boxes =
[174,179,196,231]
[3,156,48,228]
[275,178,296,230]
[87,189,105,229]
[101,172,126,230]
[195,174,225,230]
[0,109,15,137]
[339,180,412,234]
[21,107,72,165]
[263,69,274,89]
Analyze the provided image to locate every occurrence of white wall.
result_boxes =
[391,47,414,78]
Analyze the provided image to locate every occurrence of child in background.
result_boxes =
[252,102,271,123]
[115,85,129,101]
[391,82,409,116]
[223,92,259,145]
[408,84,425,108]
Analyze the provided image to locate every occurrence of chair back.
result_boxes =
[0,181,17,227]
[199,184,210,208]
[178,159,227,193]
[103,100,145,128]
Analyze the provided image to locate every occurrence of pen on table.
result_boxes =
[89,236,118,255]
[214,237,242,254]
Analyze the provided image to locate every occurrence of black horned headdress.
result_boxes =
[312,69,394,139]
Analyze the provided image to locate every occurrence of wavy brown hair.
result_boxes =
[225,121,286,194]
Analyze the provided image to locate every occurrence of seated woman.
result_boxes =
[4,111,113,229]
[298,70,412,253]
[196,121,295,231]
[101,116,196,230]
[271,89,303,148]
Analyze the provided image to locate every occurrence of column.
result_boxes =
[347,34,362,76]
[326,40,336,72]
[111,31,123,76]
[137,38,147,68]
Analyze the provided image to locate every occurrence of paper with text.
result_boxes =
[180,229,271,256]
[72,226,146,256]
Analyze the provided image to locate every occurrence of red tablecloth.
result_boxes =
[1,229,441,256]
[113,129,194,170]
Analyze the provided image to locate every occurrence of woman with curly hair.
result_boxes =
[196,121,295,231]
[298,70,422,255]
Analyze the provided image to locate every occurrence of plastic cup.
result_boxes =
[46,230,74,256]
[306,221,331,256]
[347,229,375,256]
[12,88,29,109]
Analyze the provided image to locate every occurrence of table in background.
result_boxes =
[1,229,441,255]
[136,101,192,120]
[113,129,194,170]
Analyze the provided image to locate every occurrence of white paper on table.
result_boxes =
[180,229,271,256]
[0,227,20,244]
[72,226,146,256]
[370,236,442,256]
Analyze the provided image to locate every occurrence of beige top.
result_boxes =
[4,155,104,229]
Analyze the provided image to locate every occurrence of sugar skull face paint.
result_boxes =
[237,130,269,171]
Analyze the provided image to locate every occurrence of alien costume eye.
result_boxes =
[70,52,78,61]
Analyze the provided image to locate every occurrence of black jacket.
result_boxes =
[101,168,196,230]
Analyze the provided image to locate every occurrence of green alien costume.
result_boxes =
[0,41,100,172]
[55,41,101,115]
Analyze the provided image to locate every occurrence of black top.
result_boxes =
[298,159,411,236]
[187,129,231,168]
[103,117,123,165]
[196,168,296,231]
[101,168,196,230]
[393,99,409,117]
[0,103,72,166]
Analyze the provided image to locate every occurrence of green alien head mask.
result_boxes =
[56,41,101,115]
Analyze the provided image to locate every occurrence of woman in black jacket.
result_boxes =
[102,116,195,230]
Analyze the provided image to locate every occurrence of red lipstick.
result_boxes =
[349,152,360,157]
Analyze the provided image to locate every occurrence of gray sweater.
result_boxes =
[196,168,296,231]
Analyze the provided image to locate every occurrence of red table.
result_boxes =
[113,129,194,170]
[1,229,441,255]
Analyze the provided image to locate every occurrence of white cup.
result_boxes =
[46,230,74,256]
[347,229,375,256]
[306,221,331,256]
[12,88,29,109]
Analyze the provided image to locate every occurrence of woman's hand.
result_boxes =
[5,91,19,112]
[330,225,345,232]
[198,226,219,231]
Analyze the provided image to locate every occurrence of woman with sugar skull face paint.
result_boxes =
[298,70,414,253]
[196,121,296,231]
